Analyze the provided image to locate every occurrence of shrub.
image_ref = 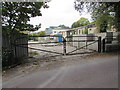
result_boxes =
[2,47,13,68]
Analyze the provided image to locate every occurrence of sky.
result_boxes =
[28,0,92,31]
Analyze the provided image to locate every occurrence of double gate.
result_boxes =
[13,35,102,57]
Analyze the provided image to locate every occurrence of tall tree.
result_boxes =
[74,1,120,31]
[71,17,90,28]
[2,2,49,35]
[2,2,49,60]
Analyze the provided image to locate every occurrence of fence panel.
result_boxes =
[2,33,28,68]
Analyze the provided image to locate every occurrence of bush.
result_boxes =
[2,47,13,68]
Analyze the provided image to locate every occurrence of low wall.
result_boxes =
[105,32,120,52]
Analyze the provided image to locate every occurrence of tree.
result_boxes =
[71,22,78,28]
[71,17,90,28]
[58,25,66,27]
[2,2,49,66]
[74,1,120,31]
[58,25,69,29]
[28,31,45,41]
[2,2,49,35]
[37,31,45,35]
[95,13,114,32]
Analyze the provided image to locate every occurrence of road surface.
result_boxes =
[3,56,118,88]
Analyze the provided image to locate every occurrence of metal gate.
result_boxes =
[64,35,101,55]
[13,35,102,57]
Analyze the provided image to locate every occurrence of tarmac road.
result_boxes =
[3,56,118,88]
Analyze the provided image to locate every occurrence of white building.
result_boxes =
[62,24,98,38]
[45,26,57,35]
[52,27,69,35]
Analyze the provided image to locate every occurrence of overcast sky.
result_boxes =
[28,0,92,31]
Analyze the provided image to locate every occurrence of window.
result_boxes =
[79,30,81,34]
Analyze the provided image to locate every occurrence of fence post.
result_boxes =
[86,40,87,49]
[102,38,105,52]
[98,36,101,53]
[63,38,66,55]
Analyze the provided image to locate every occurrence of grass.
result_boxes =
[29,51,39,57]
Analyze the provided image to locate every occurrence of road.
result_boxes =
[3,56,118,88]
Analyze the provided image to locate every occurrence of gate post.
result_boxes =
[102,38,105,52]
[98,36,101,53]
[86,40,87,49]
[63,38,66,55]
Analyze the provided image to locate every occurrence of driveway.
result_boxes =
[2,55,118,88]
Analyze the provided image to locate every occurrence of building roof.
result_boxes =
[75,24,95,29]
[53,27,70,30]
[50,26,58,29]
[63,24,95,32]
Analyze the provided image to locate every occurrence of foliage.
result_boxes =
[37,31,45,35]
[58,25,66,27]
[28,31,45,41]
[95,13,114,32]
[84,28,88,34]
[2,2,49,35]
[2,2,49,69]
[28,33,38,41]
[74,1,120,32]
[58,24,69,28]
[90,21,95,24]
[2,47,13,68]
[71,17,90,28]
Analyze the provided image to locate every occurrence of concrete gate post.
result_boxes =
[63,38,66,55]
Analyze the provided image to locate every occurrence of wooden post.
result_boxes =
[98,36,101,53]
[102,38,105,52]
[63,38,66,55]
